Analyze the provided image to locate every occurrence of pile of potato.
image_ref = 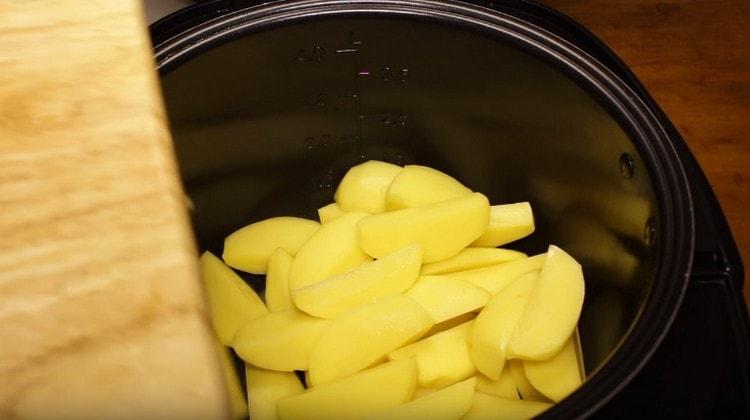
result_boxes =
[201,161,585,420]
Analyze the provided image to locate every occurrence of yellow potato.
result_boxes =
[216,343,247,419]
[388,321,475,388]
[265,248,294,312]
[385,165,471,210]
[293,244,423,318]
[424,312,477,337]
[469,271,538,380]
[472,202,535,247]
[317,202,346,223]
[443,253,546,295]
[223,217,320,274]
[334,160,403,213]
[507,360,548,402]
[245,366,303,420]
[523,337,582,402]
[277,359,417,420]
[358,192,490,263]
[232,310,330,371]
[463,392,552,420]
[406,275,490,323]
[308,295,433,386]
[365,377,476,420]
[508,245,585,361]
[200,252,268,345]
[475,366,520,399]
[421,248,527,275]
[289,212,371,290]
[411,388,438,399]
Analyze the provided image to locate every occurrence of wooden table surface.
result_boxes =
[545,0,750,301]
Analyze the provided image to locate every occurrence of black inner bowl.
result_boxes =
[155,1,693,416]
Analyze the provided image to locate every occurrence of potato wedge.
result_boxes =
[365,377,475,420]
[317,202,346,223]
[232,310,330,371]
[385,165,471,210]
[200,252,268,345]
[265,248,294,312]
[293,244,422,318]
[475,366,519,400]
[507,360,548,402]
[469,271,538,380]
[407,276,490,323]
[523,336,582,402]
[443,253,546,295]
[463,392,551,420]
[358,192,490,263]
[245,366,303,420]
[472,202,535,247]
[277,359,417,420]
[308,295,433,386]
[508,245,585,361]
[223,217,320,274]
[388,321,475,388]
[289,212,371,290]
[421,248,527,275]
[334,160,402,213]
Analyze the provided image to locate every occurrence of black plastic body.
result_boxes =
[150,1,748,418]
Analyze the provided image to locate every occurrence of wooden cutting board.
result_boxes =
[0,1,228,418]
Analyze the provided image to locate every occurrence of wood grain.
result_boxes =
[544,0,750,301]
[0,1,228,418]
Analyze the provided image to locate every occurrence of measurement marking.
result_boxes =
[358,71,370,76]
[336,48,358,54]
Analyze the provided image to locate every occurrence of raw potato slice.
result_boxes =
[293,244,423,318]
[365,377,475,420]
[472,202,535,247]
[216,344,247,419]
[444,253,546,295]
[508,245,585,360]
[200,252,268,345]
[317,202,346,223]
[358,192,490,263]
[475,366,520,399]
[406,276,490,323]
[289,212,371,290]
[421,248,527,275]
[223,217,320,274]
[507,360,548,402]
[463,393,552,420]
[232,310,330,371]
[245,366,304,420]
[523,337,582,402]
[469,271,538,380]
[334,160,402,213]
[385,165,471,210]
[388,321,475,388]
[412,388,438,399]
[265,249,294,312]
[424,312,477,337]
[308,295,433,386]
[277,359,418,420]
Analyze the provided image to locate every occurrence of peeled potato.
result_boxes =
[463,392,552,420]
[308,295,433,386]
[232,310,330,371]
[523,336,582,402]
[200,252,268,345]
[245,365,304,420]
[216,344,247,419]
[421,247,527,275]
[293,244,423,318]
[385,165,471,210]
[365,377,475,420]
[277,359,417,420]
[388,321,475,388]
[334,160,402,213]
[475,366,520,400]
[470,271,538,380]
[223,217,320,274]
[424,312,476,337]
[444,253,546,295]
[358,192,490,263]
[472,202,535,247]
[508,245,585,361]
[317,202,346,223]
[265,248,294,312]
[288,211,371,290]
[507,360,548,402]
[406,276,490,323]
